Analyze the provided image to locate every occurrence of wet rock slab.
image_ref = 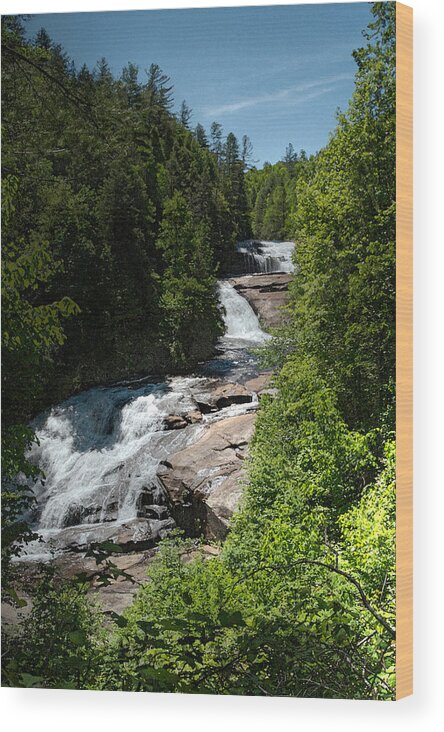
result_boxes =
[157,412,256,540]
[229,273,292,329]
[38,517,175,555]
[195,381,255,413]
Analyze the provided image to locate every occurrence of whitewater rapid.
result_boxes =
[218,281,271,343]
[237,240,295,274]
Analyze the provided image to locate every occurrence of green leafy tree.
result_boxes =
[1,175,79,595]
[156,192,223,366]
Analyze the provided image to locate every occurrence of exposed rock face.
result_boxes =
[187,410,203,424]
[157,412,256,540]
[164,414,189,430]
[244,372,277,399]
[229,273,292,329]
[164,410,204,429]
[195,381,254,413]
[2,543,223,625]
[39,517,175,555]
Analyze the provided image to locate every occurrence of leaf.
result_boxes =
[158,618,191,632]
[109,611,128,628]
[68,629,87,646]
[97,541,124,554]
[138,665,179,685]
[8,588,28,608]
[218,610,245,628]
[137,620,157,635]
[20,673,44,688]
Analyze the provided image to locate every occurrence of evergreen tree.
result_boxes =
[194,122,209,148]
[210,121,223,162]
[34,27,51,49]
[179,99,192,128]
[241,134,254,168]
[120,62,142,108]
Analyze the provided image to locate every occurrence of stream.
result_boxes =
[21,241,294,560]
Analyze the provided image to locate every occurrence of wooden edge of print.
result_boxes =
[395,1,413,701]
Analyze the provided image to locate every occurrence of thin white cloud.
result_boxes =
[204,73,353,117]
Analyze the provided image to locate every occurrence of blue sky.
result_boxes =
[25,3,372,165]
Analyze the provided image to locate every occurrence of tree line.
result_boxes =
[245,143,315,240]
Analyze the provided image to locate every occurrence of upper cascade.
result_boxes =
[236,240,295,274]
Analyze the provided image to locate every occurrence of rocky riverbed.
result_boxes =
[4,244,293,620]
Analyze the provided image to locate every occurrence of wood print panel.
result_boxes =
[396,0,413,701]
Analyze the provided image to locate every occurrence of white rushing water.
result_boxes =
[20,244,285,559]
[22,377,208,558]
[237,240,295,274]
[218,281,270,343]
[29,379,198,529]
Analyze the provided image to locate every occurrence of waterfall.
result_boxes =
[20,258,276,559]
[237,240,295,274]
[218,281,270,343]
[20,378,209,558]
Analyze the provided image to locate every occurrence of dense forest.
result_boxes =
[245,145,315,240]
[2,3,396,699]
[2,15,251,427]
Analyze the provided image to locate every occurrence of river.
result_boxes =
[21,241,294,560]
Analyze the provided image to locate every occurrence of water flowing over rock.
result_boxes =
[223,240,295,276]
[229,273,292,329]
[218,280,271,342]
[236,240,295,274]
[19,242,292,559]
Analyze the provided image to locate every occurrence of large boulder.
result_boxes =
[38,517,175,555]
[229,273,292,329]
[195,381,254,413]
[157,412,256,540]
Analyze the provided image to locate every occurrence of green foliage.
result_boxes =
[246,156,314,240]
[285,3,395,430]
[157,192,223,366]
[1,425,41,601]
[2,568,105,689]
[2,175,80,423]
[339,439,396,625]
[1,16,249,414]
[1,173,79,597]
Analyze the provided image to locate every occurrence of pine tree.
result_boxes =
[120,62,141,108]
[194,123,209,148]
[283,142,298,172]
[210,121,223,162]
[179,100,192,128]
[241,134,253,168]
[34,27,51,50]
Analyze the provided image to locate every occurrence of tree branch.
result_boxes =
[3,42,98,128]
[229,559,395,639]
